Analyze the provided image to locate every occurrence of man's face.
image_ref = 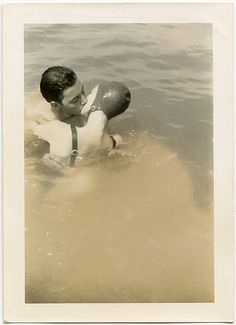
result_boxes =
[60,79,87,117]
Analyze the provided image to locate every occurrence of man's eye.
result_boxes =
[72,96,79,104]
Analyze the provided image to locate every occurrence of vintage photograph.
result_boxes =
[24,23,214,303]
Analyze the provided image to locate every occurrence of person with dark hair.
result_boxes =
[31,65,131,168]
[40,66,88,127]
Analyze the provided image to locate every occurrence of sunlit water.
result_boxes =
[25,24,213,303]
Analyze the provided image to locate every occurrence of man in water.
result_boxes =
[31,66,129,167]
[40,66,90,127]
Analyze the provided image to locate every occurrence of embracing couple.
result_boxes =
[31,66,131,168]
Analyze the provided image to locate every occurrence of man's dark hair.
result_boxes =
[40,66,77,103]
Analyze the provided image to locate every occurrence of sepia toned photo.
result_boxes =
[24,23,214,304]
[3,3,233,323]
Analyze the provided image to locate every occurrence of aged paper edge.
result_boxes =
[3,3,234,323]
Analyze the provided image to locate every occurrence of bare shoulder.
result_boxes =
[32,120,72,157]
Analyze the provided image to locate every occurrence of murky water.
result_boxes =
[25,24,213,303]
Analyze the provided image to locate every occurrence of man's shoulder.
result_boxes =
[25,90,55,128]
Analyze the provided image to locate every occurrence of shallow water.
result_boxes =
[25,24,213,302]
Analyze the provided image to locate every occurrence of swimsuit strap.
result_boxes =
[69,125,78,167]
[110,135,116,149]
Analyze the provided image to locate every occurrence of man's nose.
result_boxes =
[81,95,87,106]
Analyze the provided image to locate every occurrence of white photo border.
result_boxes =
[3,3,234,323]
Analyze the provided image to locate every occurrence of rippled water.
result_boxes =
[25,24,213,303]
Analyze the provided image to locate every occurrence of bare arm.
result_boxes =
[80,85,99,119]
[76,110,113,157]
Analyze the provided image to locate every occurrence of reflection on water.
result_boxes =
[25,24,213,302]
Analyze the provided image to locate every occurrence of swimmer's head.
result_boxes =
[40,66,87,119]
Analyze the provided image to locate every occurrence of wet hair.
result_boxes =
[40,66,77,103]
